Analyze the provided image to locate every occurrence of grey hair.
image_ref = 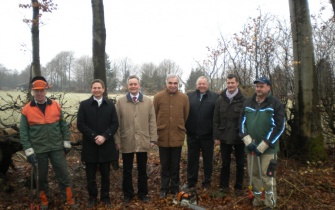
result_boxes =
[195,76,209,86]
[127,75,140,84]
[165,74,179,84]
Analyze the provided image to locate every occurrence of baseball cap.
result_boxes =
[254,77,271,86]
[31,76,48,90]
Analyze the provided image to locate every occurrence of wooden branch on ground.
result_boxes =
[281,178,331,207]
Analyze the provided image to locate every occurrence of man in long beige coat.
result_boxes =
[153,74,189,198]
[114,75,158,204]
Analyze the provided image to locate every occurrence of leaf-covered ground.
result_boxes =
[1,145,335,210]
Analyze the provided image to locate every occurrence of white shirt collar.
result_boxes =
[130,93,139,98]
[93,96,103,104]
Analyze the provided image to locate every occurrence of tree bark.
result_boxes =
[31,0,41,77]
[288,0,326,161]
[330,0,335,17]
[91,0,107,97]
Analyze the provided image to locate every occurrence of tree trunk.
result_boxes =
[91,0,107,97]
[288,0,326,161]
[330,0,335,17]
[31,0,41,77]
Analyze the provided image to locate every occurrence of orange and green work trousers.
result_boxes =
[37,149,75,206]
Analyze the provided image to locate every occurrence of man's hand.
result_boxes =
[254,148,262,156]
[247,142,257,152]
[25,148,37,165]
[256,140,269,154]
[64,148,71,155]
[242,135,252,146]
[95,135,106,145]
[27,154,37,165]
[150,143,155,149]
[63,141,71,155]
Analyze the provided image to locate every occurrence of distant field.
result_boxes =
[0,90,122,125]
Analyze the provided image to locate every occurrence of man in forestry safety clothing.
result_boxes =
[240,77,285,209]
[20,76,77,210]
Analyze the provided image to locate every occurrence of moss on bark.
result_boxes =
[305,134,327,161]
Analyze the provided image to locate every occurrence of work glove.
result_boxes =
[254,148,262,156]
[242,135,252,146]
[256,140,269,154]
[63,141,72,155]
[242,135,260,154]
[247,142,262,156]
[27,154,37,165]
[25,148,37,165]
[247,142,258,152]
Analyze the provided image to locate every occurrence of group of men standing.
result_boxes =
[183,73,246,197]
[183,74,285,210]
[20,73,284,210]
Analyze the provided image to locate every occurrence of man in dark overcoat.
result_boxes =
[77,79,119,208]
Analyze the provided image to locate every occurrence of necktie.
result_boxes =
[133,96,137,102]
[200,94,203,101]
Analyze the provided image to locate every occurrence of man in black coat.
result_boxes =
[213,74,246,196]
[184,76,218,189]
[77,79,119,208]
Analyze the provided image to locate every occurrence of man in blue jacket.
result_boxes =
[240,77,285,209]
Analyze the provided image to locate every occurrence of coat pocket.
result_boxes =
[139,131,150,150]
[178,125,186,131]
[177,125,186,141]
[157,124,166,130]
[120,128,131,138]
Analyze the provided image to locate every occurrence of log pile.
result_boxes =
[0,125,22,192]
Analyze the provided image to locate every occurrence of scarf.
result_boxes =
[226,88,239,102]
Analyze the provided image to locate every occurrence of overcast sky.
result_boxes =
[0,0,330,79]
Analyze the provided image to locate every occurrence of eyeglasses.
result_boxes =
[168,82,178,85]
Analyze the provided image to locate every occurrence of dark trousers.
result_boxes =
[85,162,111,202]
[187,136,214,186]
[36,150,72,201]
[220,143,245,190]
[111,143,119,166]
[159,146,182,193]
[122,152,148,198]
